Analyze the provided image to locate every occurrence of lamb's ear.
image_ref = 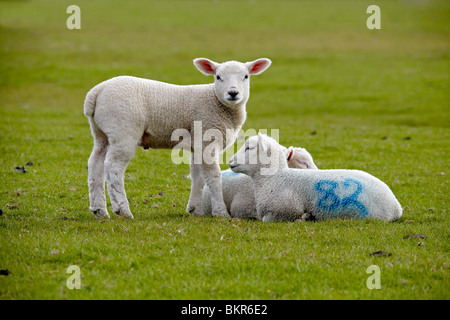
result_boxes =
[245,58,272,75]
[286,147,294,162]
[290,148,318,169]
[257,133,268,153]
[193,58,219,75]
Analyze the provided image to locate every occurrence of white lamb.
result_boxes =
[201,146,318,218]
[84,58,271,219]
[229,134,402,222]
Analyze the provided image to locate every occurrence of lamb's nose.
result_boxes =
[228,91,238,99]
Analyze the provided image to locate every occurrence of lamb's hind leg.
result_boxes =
[88,121,110,220]
[104,139,137,219]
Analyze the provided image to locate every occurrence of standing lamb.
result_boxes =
[229,134,402,222]
[201,145,318,219]
[84,58,271,219]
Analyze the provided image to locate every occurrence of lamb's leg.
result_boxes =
[261,213,274,222]
[104,141,136,219]
[87,120,110,220]
[201,162,229,218]
[186,153,205,216]
[301,212,315,221]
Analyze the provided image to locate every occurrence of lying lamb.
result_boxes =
[202,146,318,218]
[84,58,271,219]
[229,134,402,222]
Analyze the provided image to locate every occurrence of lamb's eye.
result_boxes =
[244,75,249,80]
[216,75,222,81]
[245,147,250,152]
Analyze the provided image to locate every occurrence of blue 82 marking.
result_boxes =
[315,180,340,211]
[315,178,368,217]
[341,178,368,216]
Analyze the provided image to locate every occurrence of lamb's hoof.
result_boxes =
[186,204,203,216]
[301,213,315,221]
[91,208,110,220]
[113,209,134,219]
[212,208,229,218]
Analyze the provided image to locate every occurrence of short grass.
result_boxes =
[0,0,449,299]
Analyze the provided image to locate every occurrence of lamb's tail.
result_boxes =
[394,202,403,220]
[389,198,403,221]
[83,83,104,117]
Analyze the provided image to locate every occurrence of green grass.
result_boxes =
[0,0,449,299]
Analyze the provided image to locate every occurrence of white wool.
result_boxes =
[85,58,271,219]
[201,146,318,218]
[229,134,402,222]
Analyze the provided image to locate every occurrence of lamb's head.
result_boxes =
[287,147,318,169]
[229,133,288,177]
[193,58,271,107]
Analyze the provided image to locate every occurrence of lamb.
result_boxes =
[201,146,318,219]
[229,133,402,222]
[84,58,271,219]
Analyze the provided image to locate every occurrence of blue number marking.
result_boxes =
[314,179,368,217]
[340,178,368,217]
[315,180,340,212]
[222,170,241,177]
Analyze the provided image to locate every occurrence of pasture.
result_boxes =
[0,0,449,299]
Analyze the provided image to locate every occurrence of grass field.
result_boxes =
[0,0,449,300]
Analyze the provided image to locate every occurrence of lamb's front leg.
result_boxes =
[201,161,229,218]
[186,153,205,216]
